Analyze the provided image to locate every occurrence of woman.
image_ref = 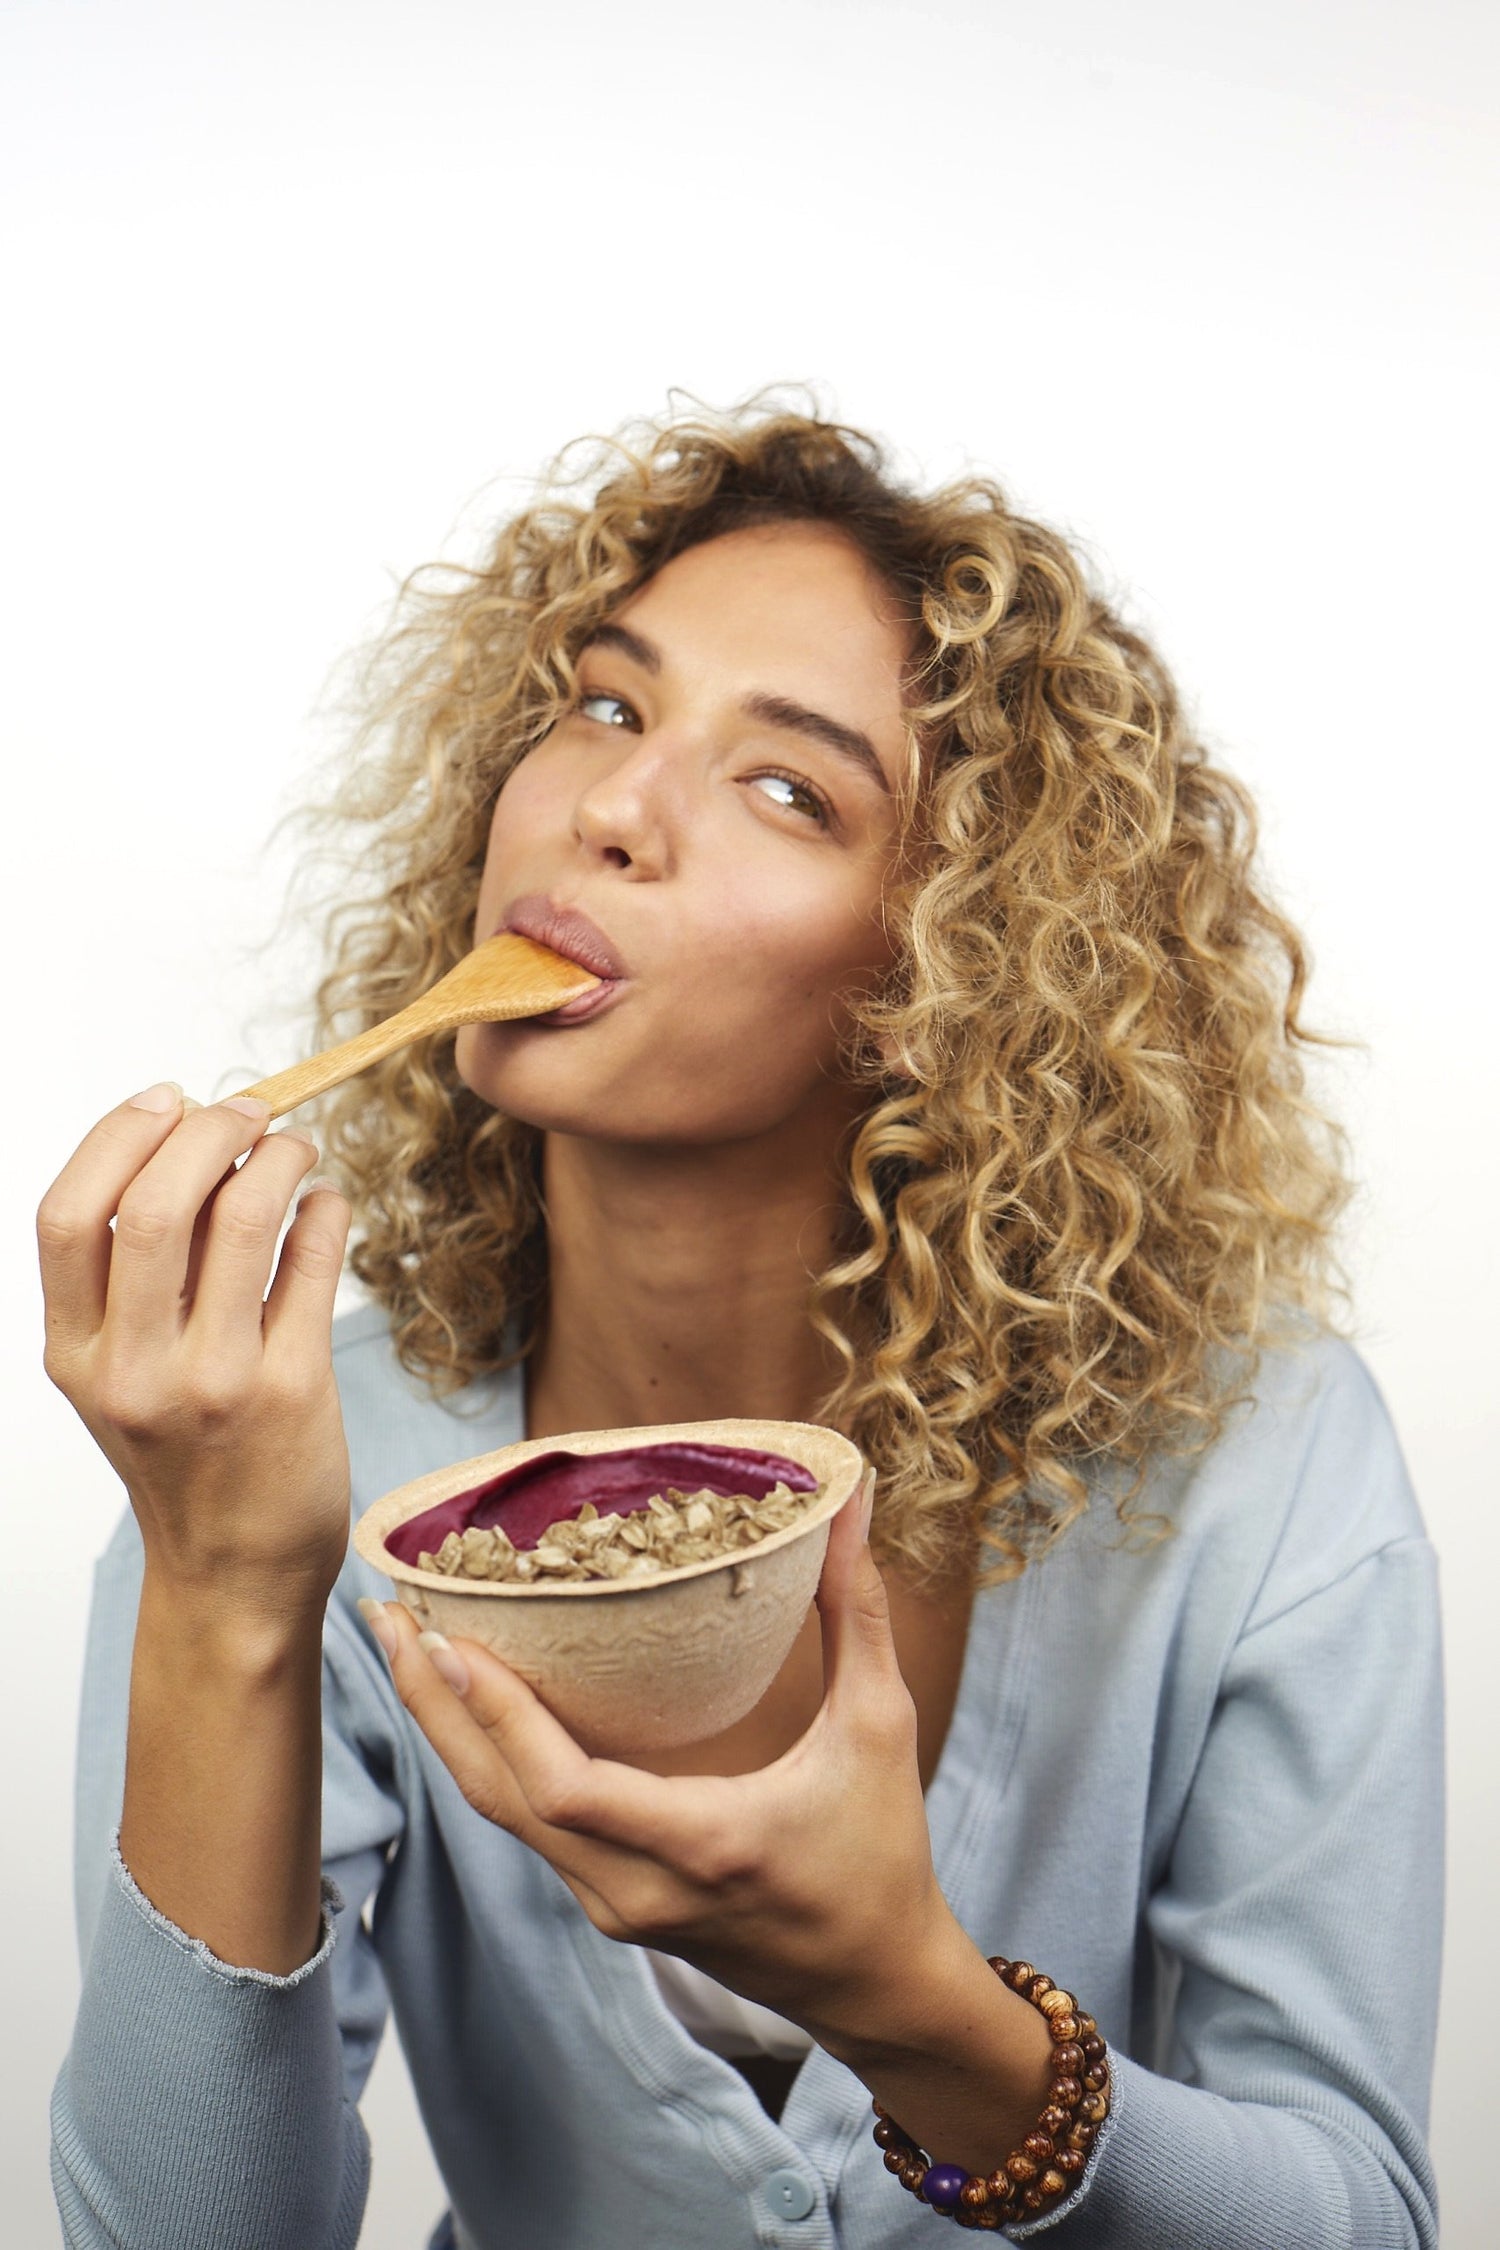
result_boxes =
[43,404,1441,2246]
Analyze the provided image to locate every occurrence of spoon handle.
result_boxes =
[234,933,599,1120]
[237,1000,449,1120]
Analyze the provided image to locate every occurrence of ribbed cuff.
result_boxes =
[108,1828,343,1983]
[1001,2052,1124,2239]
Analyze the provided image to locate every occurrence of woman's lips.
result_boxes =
[528,975,627,1025]
[501,895,628,981]
[491,896,628,1024]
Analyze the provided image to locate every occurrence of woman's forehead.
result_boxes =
[613,525,920,727]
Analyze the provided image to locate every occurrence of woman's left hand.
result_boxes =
[363,1468,961,2051]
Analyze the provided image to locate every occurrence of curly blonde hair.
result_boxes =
[276,394,1352,1589]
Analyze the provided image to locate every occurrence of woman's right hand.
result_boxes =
[37,1083,354,1621]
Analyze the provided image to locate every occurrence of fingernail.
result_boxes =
[356,1597,397,1660]
[222,1094,272,1120]
[276,1128,318,1149]
[129,1081,183,1112]
[418,1631,470,1695]
[858,1468,875,1541]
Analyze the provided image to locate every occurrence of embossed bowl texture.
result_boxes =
[353,1417,866,1754]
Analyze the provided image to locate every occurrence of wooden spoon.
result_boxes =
[236,934,601,1120]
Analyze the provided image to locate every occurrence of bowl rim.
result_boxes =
[351,1415,866,1598]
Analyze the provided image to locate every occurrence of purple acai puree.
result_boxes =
[385,1440,819,1567]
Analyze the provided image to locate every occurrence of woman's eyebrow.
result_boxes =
[583,622,661,675]
[740,692,892,797]
[580,622,893,797]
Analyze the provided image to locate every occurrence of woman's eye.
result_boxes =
[577,691,640,729]
[749,769,833,826]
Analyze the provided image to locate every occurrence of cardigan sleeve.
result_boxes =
[1008,1525,1443,2249]
[50,1514,408,2250]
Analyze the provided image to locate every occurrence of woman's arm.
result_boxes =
[37,1087,350,1971]
[40,1087,382,2248]
[54,1499,411,2250]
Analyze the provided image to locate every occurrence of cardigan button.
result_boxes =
[763,2167,817,2220]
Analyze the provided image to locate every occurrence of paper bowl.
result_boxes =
[353,1417,866,1755]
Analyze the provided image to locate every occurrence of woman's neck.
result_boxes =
[522,1125,857,1440]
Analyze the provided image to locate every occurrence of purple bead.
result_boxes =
[923,2164,968,2210]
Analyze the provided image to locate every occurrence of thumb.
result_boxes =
[814,1465,897,1696]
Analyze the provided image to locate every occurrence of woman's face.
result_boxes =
[455,521,915,1149]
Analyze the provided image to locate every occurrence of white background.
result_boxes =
[3,2,1496,2242]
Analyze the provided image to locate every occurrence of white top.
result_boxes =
[642,1947,816,2061]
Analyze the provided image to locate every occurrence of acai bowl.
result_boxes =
[353,1418,866,1754]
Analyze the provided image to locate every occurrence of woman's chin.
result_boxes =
[452,1027,652,1140]
[453,1018,835,1150]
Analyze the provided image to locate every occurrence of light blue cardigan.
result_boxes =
[51,1304,1443,2248]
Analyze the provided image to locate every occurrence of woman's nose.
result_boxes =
[570,730,689,871]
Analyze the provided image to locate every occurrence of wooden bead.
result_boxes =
[1039,2105,1071,2137]
[1025,1974,1055,2001]
[873,2118,900,2150]
[1005,1960,1036,1991]
[1050,2041,1084,2077]
[1023,2133,1056,2164]
[1047,2010,1081,2043]
[1056,2149,1086,2177]
[1050,2074,1082,2107]
[953,2211,980,2231]
[960,2178,992,2210]
[900,2155,928,2192]
[1081,2034,1106,2063]
[1067,2120,1097,2152]
[1004,2152,1039,2184]
[1040,2168,1068,2198]
[883,2147,908,2174]
[1078,2091,1109,2124]
[1037,1988,1075,2018]
[974,2211,1002,2231]
[984,2170,1015,2202]
[1083,2064,1109,2093]
[1021,2186,1048,2212]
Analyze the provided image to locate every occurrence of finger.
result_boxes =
[444,1632,699,1856]
[814,1468,901,1711]
[380,1605,689,1864]
[100,1096,278,1342]
[185,1126,322,1357]
[378,1605,599,1862]
[180,1157,239,1311]
[37,1082,188,1347]
[262,1177,351,1367]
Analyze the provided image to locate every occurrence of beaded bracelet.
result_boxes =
[870,1957,1111,2231]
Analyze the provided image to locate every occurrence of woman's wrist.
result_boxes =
[872,1960,1113,2228]
[136,1552,335,1662]
[809,1911,1057,2174]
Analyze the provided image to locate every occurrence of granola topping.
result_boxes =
[415,1481,818,1584]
